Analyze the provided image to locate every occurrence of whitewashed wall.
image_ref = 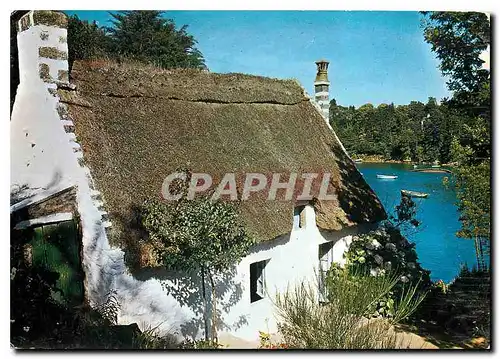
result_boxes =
[217,205,374,341]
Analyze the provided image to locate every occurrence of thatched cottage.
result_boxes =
[10,11,386,342]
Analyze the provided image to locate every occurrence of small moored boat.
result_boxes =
[431,164,441,168]
[377,174,398,179]
[401,189,429,198]
[353,158,363,163]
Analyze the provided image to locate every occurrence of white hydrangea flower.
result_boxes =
[370,268,386,277]
[371,239,381,249]
[400,275,409,283]
[385,243,397,252]
[384,261,392,271]
[374,254,383,265]
[407,262,416,270]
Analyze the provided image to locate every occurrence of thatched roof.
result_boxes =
[62,60,386,260]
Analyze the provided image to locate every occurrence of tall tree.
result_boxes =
[106,11,206,70]
[67,15,109,69]
[422,11,491,267]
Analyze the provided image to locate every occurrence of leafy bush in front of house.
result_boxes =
[410,264,490,347]
[141,192,253,344]
[273,268,426,349]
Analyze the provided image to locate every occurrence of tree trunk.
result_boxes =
[208,269,218,343]
[201,266,209,341]
[478,237,486,270]
[473,236,481,270]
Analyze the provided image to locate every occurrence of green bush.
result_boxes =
[67,15,109,68]
[342,224,431,318]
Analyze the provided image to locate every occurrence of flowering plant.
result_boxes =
[335,223,431,318]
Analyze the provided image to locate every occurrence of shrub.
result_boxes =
[343,224,431,318]
[273,268,426,349]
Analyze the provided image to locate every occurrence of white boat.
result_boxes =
[353,159,363,163]
[377,174,398,179]
[401,189,429,198]
[431,164,441,168]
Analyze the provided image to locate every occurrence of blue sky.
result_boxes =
[65,11,450,107]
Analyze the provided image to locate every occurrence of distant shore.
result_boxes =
[352,156,456,168]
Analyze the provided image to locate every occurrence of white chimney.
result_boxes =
[314,59,330,121]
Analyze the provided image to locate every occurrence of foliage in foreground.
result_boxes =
[341,224,431,318]
[273,268,427,349]
[411,264,490,345]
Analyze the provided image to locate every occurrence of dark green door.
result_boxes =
[29,220,84,307]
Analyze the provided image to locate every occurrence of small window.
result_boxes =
[250,259,268,303]
[318,241,335,302]
[293,205,306,230]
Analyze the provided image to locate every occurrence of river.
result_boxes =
[356,162,477,283]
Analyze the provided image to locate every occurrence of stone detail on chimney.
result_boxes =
[17,11,70,88]
[314,59,330,122]
[39,46,68,60]
[15,10,110,231]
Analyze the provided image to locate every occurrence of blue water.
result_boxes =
[357,163,477,283]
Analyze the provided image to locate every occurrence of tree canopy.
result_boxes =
[67,11,207,70]
[422,12,490,267]
[141,193,253,343]
[329,97,460,164]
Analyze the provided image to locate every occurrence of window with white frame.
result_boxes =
[318,241,335,302]
[250,259,268,303]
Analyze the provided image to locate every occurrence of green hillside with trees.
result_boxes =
[329,97,461,164]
